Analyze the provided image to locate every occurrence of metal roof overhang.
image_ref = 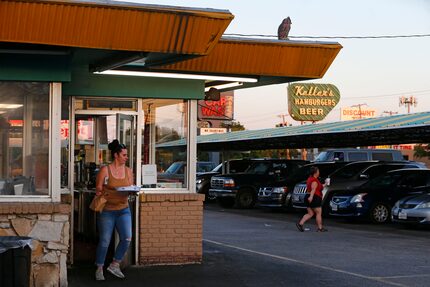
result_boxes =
[123,37,343,91]
[0,0,234,69]
[157,112,430,151]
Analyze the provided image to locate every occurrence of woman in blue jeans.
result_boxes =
[94,140,133,281]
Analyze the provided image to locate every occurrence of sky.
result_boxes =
[117,0,430,130]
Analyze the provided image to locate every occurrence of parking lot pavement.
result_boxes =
[203,204,430,287]
[69,204,430,287]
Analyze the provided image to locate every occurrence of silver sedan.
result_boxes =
[392,193,430,224]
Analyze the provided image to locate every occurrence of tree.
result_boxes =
[414,144,430,158]
[221,121,245,132]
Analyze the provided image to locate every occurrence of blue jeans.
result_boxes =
[95,207,132,267]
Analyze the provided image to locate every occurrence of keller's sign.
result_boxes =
[288,83,340,122]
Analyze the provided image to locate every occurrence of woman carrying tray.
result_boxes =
[94,139,134,281]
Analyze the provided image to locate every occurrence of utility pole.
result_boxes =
[382,111,398,116]
[351,103,368,119]
[277,114,289,127]
[399,96,417,114]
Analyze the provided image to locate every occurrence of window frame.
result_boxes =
[0,82,61,202]
[141,99,197,194]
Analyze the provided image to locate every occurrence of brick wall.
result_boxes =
[0,202,71,287]
[139,193,204,266]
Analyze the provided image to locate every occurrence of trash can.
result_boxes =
[0,236,32,287]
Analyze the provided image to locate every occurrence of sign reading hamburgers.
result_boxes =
[288,83,340,122]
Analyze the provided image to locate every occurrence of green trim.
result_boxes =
[63,67,205,99]
[0,54,70,82]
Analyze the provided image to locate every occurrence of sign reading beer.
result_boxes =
[288,83,340,121]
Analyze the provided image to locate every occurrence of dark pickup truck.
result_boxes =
[209,159,308,208]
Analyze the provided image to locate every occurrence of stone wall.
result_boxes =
[0,203,71,287]
[139,193,204,266]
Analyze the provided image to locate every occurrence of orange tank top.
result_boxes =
[103,165,130,211]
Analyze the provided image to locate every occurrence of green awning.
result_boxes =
[157,112,430,151]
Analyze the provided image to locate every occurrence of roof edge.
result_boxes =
[12,0,235,19]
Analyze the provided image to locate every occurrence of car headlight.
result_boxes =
[416,202,430,209]
[224,179,235,187]
[394,201,400,208]
[272,187,287,194]
[350,193,367,203]
[196,179,204,184]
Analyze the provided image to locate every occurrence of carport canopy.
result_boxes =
[157,112,430,151]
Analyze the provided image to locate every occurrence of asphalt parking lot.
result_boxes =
[69,204,430,287]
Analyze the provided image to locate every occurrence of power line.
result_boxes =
[224,33,430,40]
[341,89,430,100]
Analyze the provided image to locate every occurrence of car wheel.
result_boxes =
[235,189,256,209]
[370,203,391,224]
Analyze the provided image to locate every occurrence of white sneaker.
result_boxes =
[107,263,125,279]
[95,268,105,281]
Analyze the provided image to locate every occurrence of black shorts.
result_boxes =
[304,194,322,208]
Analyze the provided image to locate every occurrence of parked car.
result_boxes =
[196,159,256,201]
[291,161,424,214]
[314,148,405,162]
[209,159,308,209]
[392,193,430,225]
[257,162,347,210]
[158,161,217,184]
[329,169,430,224]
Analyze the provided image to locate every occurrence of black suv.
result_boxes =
[330,169,430,223]
[196,159,256,201]
[209,159,308,209]
[257,162,347,210]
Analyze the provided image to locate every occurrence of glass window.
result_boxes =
[0,82,50,196]
[398,172,427,188]
[61,95,70,189]
[143,99,188,188]
[372,152,393,161]
[333,152,344,161]
[331,162,373,179]
[348,152,367,161]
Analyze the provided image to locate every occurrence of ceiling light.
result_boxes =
[204,82,244,92]
[0,104,23,109]
[95,70,258,83]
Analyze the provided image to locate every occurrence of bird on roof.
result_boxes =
[278,17,292,40]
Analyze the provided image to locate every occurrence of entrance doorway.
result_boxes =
[71,97,138,266]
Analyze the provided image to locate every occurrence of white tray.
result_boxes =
[115,185,141,193]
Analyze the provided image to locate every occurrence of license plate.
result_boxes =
[292,195,300,202]
[331,203,338,211]
[398,211,407,220]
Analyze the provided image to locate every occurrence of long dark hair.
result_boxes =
[108,139,126,159]
[309,166,319,177]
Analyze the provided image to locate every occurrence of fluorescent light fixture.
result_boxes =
[205,82,244,92]
[95,70,258,83]
[0,104,23,109]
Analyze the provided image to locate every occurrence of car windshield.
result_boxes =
[286,166,310,181]
[331,162,375,179]
[197,163,215,172]
[212,163,222,172]
[361,173,403,189]
[165,162,183,174]
[315,152,329,162]
[245,162,271,174]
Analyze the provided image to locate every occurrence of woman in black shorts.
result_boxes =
[296,166,328,232]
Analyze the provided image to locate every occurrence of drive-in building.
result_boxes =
[0,0,342,285]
